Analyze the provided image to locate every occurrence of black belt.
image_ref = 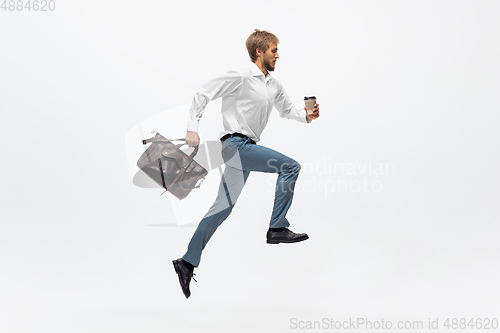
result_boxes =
[220,133,256,145]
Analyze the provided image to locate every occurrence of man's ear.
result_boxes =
[255,47,262,58]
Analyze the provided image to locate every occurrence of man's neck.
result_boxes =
[254,60,268,76]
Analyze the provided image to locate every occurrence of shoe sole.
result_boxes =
[172,260,191,299]
[266,234,309,244]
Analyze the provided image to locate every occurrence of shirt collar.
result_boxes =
[250,62,272,81]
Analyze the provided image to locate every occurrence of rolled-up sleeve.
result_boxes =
[187,70,243,132]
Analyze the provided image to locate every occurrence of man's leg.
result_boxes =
[183,136,304,265]
[182,164,250,267]
[174,161,249,298]
[222,137,302,229]
[174,136,306,298]
[221,137,308,244]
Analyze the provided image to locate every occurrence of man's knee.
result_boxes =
[286,160,301,175]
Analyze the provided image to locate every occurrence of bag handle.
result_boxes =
[141,135,200,161]
[142,137,186,145]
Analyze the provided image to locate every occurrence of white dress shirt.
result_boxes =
[187,62,310,143]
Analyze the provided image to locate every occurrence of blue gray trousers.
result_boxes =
[182,135,301,267]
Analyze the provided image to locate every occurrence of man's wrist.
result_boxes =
[187,119,200,132]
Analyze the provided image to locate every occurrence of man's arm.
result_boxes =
[274,82,320,123]
[186,70,242,147]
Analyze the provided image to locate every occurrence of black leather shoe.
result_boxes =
[172,258,196,299]
[266,228,309,244]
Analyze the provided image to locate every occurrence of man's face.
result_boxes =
[263,42,279,72]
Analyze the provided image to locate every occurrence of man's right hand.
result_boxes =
[186,131,200,147]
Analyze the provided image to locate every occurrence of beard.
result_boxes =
[264,58,275,72]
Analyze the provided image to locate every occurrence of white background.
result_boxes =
[1,0,499,332]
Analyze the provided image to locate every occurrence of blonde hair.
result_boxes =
[245,29,279,62]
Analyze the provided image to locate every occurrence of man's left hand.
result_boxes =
[305,103,320,122]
